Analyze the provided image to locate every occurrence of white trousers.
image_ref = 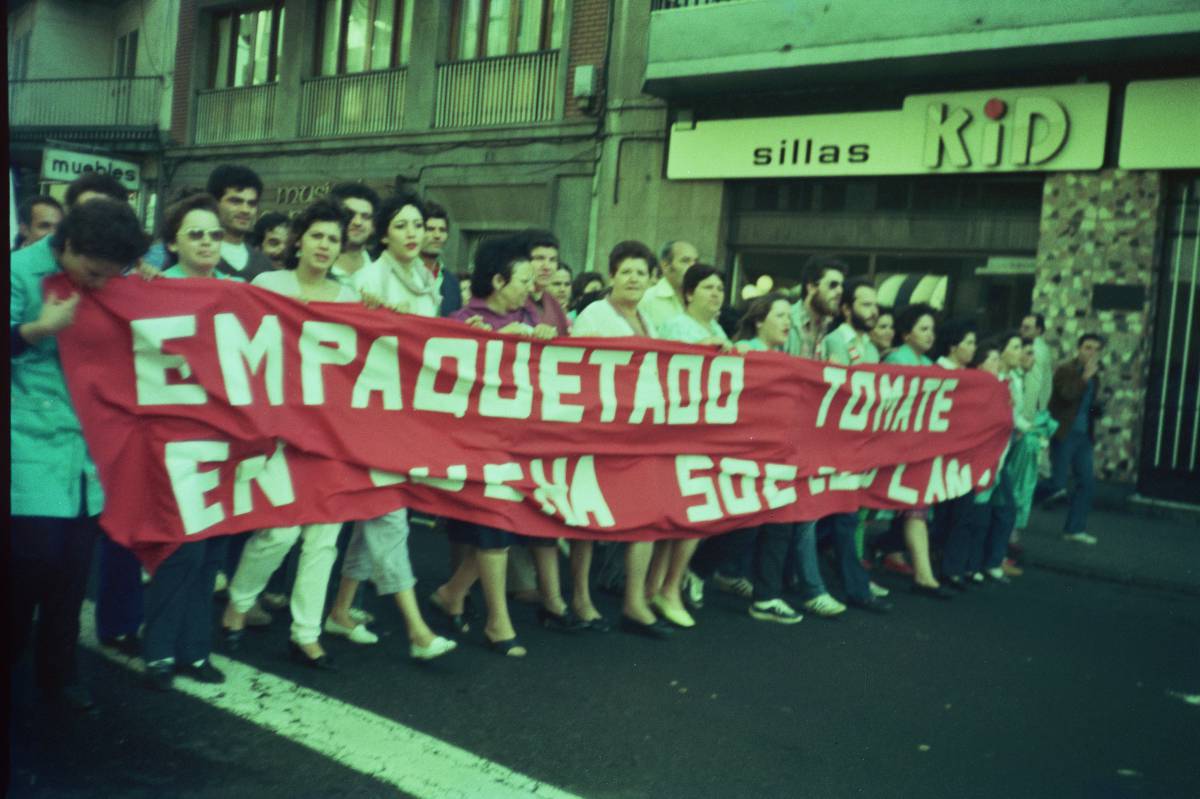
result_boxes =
[228,523,341,645]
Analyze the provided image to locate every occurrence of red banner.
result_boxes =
[56,275,1013,567]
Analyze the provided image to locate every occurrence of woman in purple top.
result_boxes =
[432,237,576,657]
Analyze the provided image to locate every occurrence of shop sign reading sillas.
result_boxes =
[667,82,1109,179]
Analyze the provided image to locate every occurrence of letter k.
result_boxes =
[923,103,972,168]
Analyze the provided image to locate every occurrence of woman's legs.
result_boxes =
[223,526,302,631]
[658,539,699,617]
[530,545,568,616]
[904,517,940,588]
[477,548,525,655]
[623,541,656,624]
[568,540,602,621]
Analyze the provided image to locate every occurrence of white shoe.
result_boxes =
[213,571,228,593]
[324,617,379,644]
[748,599,803,625]
[1063,532,1098,545]
[712,573,754,598]
[869,581,890,598]
[803,593,847,617]
[682,569,705,610]
[651,593,696,628]
[411,636,457,661]
[348,607,376,624]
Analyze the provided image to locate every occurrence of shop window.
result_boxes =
[979,179,1044,213]
[316,0,413,76]
[450,0,564,60]
[816,182,846,212]
[211,3,285,89]
[875,178,909,211]
[115,29,138,77]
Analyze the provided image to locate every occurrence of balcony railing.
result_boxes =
[434,50,559,129]
[8,76,162,128]
[651,0,734,9]
[299,68,406,138]
[194,83,277,145]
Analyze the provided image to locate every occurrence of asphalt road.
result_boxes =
[9,530,1200,799]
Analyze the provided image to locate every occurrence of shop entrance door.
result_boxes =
[1138,175,1200,503]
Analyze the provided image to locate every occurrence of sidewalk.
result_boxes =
[1019,502,1200,596]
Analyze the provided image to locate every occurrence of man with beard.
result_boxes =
[785,256,844,359]
[821,277,880,365]
[206,165,273,281]
[329,182,380,282]
[517,228,570,334]
[420,202,462,317]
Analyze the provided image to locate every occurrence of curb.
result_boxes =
[1023,555,1200,598]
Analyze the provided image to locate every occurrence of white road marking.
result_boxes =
[80,601,582,799]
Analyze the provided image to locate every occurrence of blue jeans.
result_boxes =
[97,536,144,641]
[142,537,229,664]
[816,513,872,604]
[1045,431,1096,534]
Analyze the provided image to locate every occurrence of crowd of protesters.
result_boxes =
[10,166,1107,709]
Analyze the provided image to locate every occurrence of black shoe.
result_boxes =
[945,577,970,593]
[619,614,673,639]
[177,659,226,684]
[578,615,611,633]
[912,583,955,600]
[220,626,245,652]
[428,592,469,633]
[485,635,527,657]
[99,634,140,657]
[537,606,585,632]
[288,642,338,672]
[848,597,893,615]
[145,662,175,692]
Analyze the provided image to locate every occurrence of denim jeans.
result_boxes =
[1046,431,1096,534]
[97,535,145,641]
[816,513,872,604]
[785,521,826,599]
[143,536,229,664]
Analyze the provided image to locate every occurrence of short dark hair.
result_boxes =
[517,228,560,255]
[839,276,874,310]
[423,200,450,228]
[65,173,128,207]
[607,240,656,277]
[470,236,529,299]
[285,198,349,269]
[1078,332,1105,348]
[894,302,936,338]
[51,198,150,264]
[250,211,290,248]
[1024,312,1046,333]
[932,317,977,359]
[206,164,264,201]
[802,255,847,289]
[570,271,605,312]
[735,291,789,342]
[329,182,381,212]
[681,263,723,305]
[971,337,1002,368]
[19,194,63,225]
[160,193,221,263]
[374,191,426,237]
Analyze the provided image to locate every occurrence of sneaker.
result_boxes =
[748,599,803,625]
[682,569,705,610]
[970,571,986,584]
[802,593,847,617]
[985,567,1011,584]
[869,581,890,598]
[1063,532,1098,545]
[177,659,226,684]
[712,572,753,598]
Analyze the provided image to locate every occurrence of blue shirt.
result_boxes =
[1072,379,1094,434]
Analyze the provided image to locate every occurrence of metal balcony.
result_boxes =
[8,76,163,139]
[434,50,559,129]
[299,68,407,138]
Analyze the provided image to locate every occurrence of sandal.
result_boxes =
[428,592,469,633]
[485,635,527,657]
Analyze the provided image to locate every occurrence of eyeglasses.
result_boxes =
[183,229,226,242]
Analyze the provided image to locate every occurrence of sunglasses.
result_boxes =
[182,228,226,242]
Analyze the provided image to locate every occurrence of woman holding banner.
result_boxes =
[651,264,734,628]
[880,303,954,600]
[430,236,571,657]
[571,240,670,638]
[141,193,244,690]
[222,199,360,670]
[322,193,457,662]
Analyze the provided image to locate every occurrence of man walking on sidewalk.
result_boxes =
[1041,333,1105,545]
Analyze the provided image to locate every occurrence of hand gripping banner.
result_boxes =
[55,275,1013,567]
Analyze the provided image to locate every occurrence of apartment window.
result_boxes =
[315,0,414,76]
[10,31,31,79]
[115,29,139,77]
[450,0,564,60]
[211,3,285,88]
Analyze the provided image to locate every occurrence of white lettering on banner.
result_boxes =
[165,439,299,535]
[887,464,919,504]
[629,353,667,424]
[214,313,284,406]
[483,462,523,501]
[667,354,703,425]
[530,456,614,527]
[299,322,357,405]
[816,368,956,432]
[587,349,633,423]
[928,379,957,433]
[132,315,209,405]
[410,465,467,492]
[539,346,585,423]
[809,466,878,494]
[762,463,799,509]
[875,374,906,431]
[705,357,743,424]
[352,336,403,410]
[480,341,532,419]
[414,338,477,418]
[717,458,762,516]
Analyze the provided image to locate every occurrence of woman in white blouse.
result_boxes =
[352,192,440,317]
[571,241,672,638]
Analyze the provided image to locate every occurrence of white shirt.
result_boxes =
[658,313,729,345]
[251,269,359,303]
[637,277,685,330]
[331,250,371,285]
[220,241,250,271]
[572,298,657,339]
[353,252,439,318]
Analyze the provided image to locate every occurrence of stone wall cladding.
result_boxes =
[1033,169,1164,481]
[170,0,197,144]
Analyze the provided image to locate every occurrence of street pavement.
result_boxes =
[9,505,1200,799]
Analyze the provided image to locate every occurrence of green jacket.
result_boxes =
[10,238,104,518]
